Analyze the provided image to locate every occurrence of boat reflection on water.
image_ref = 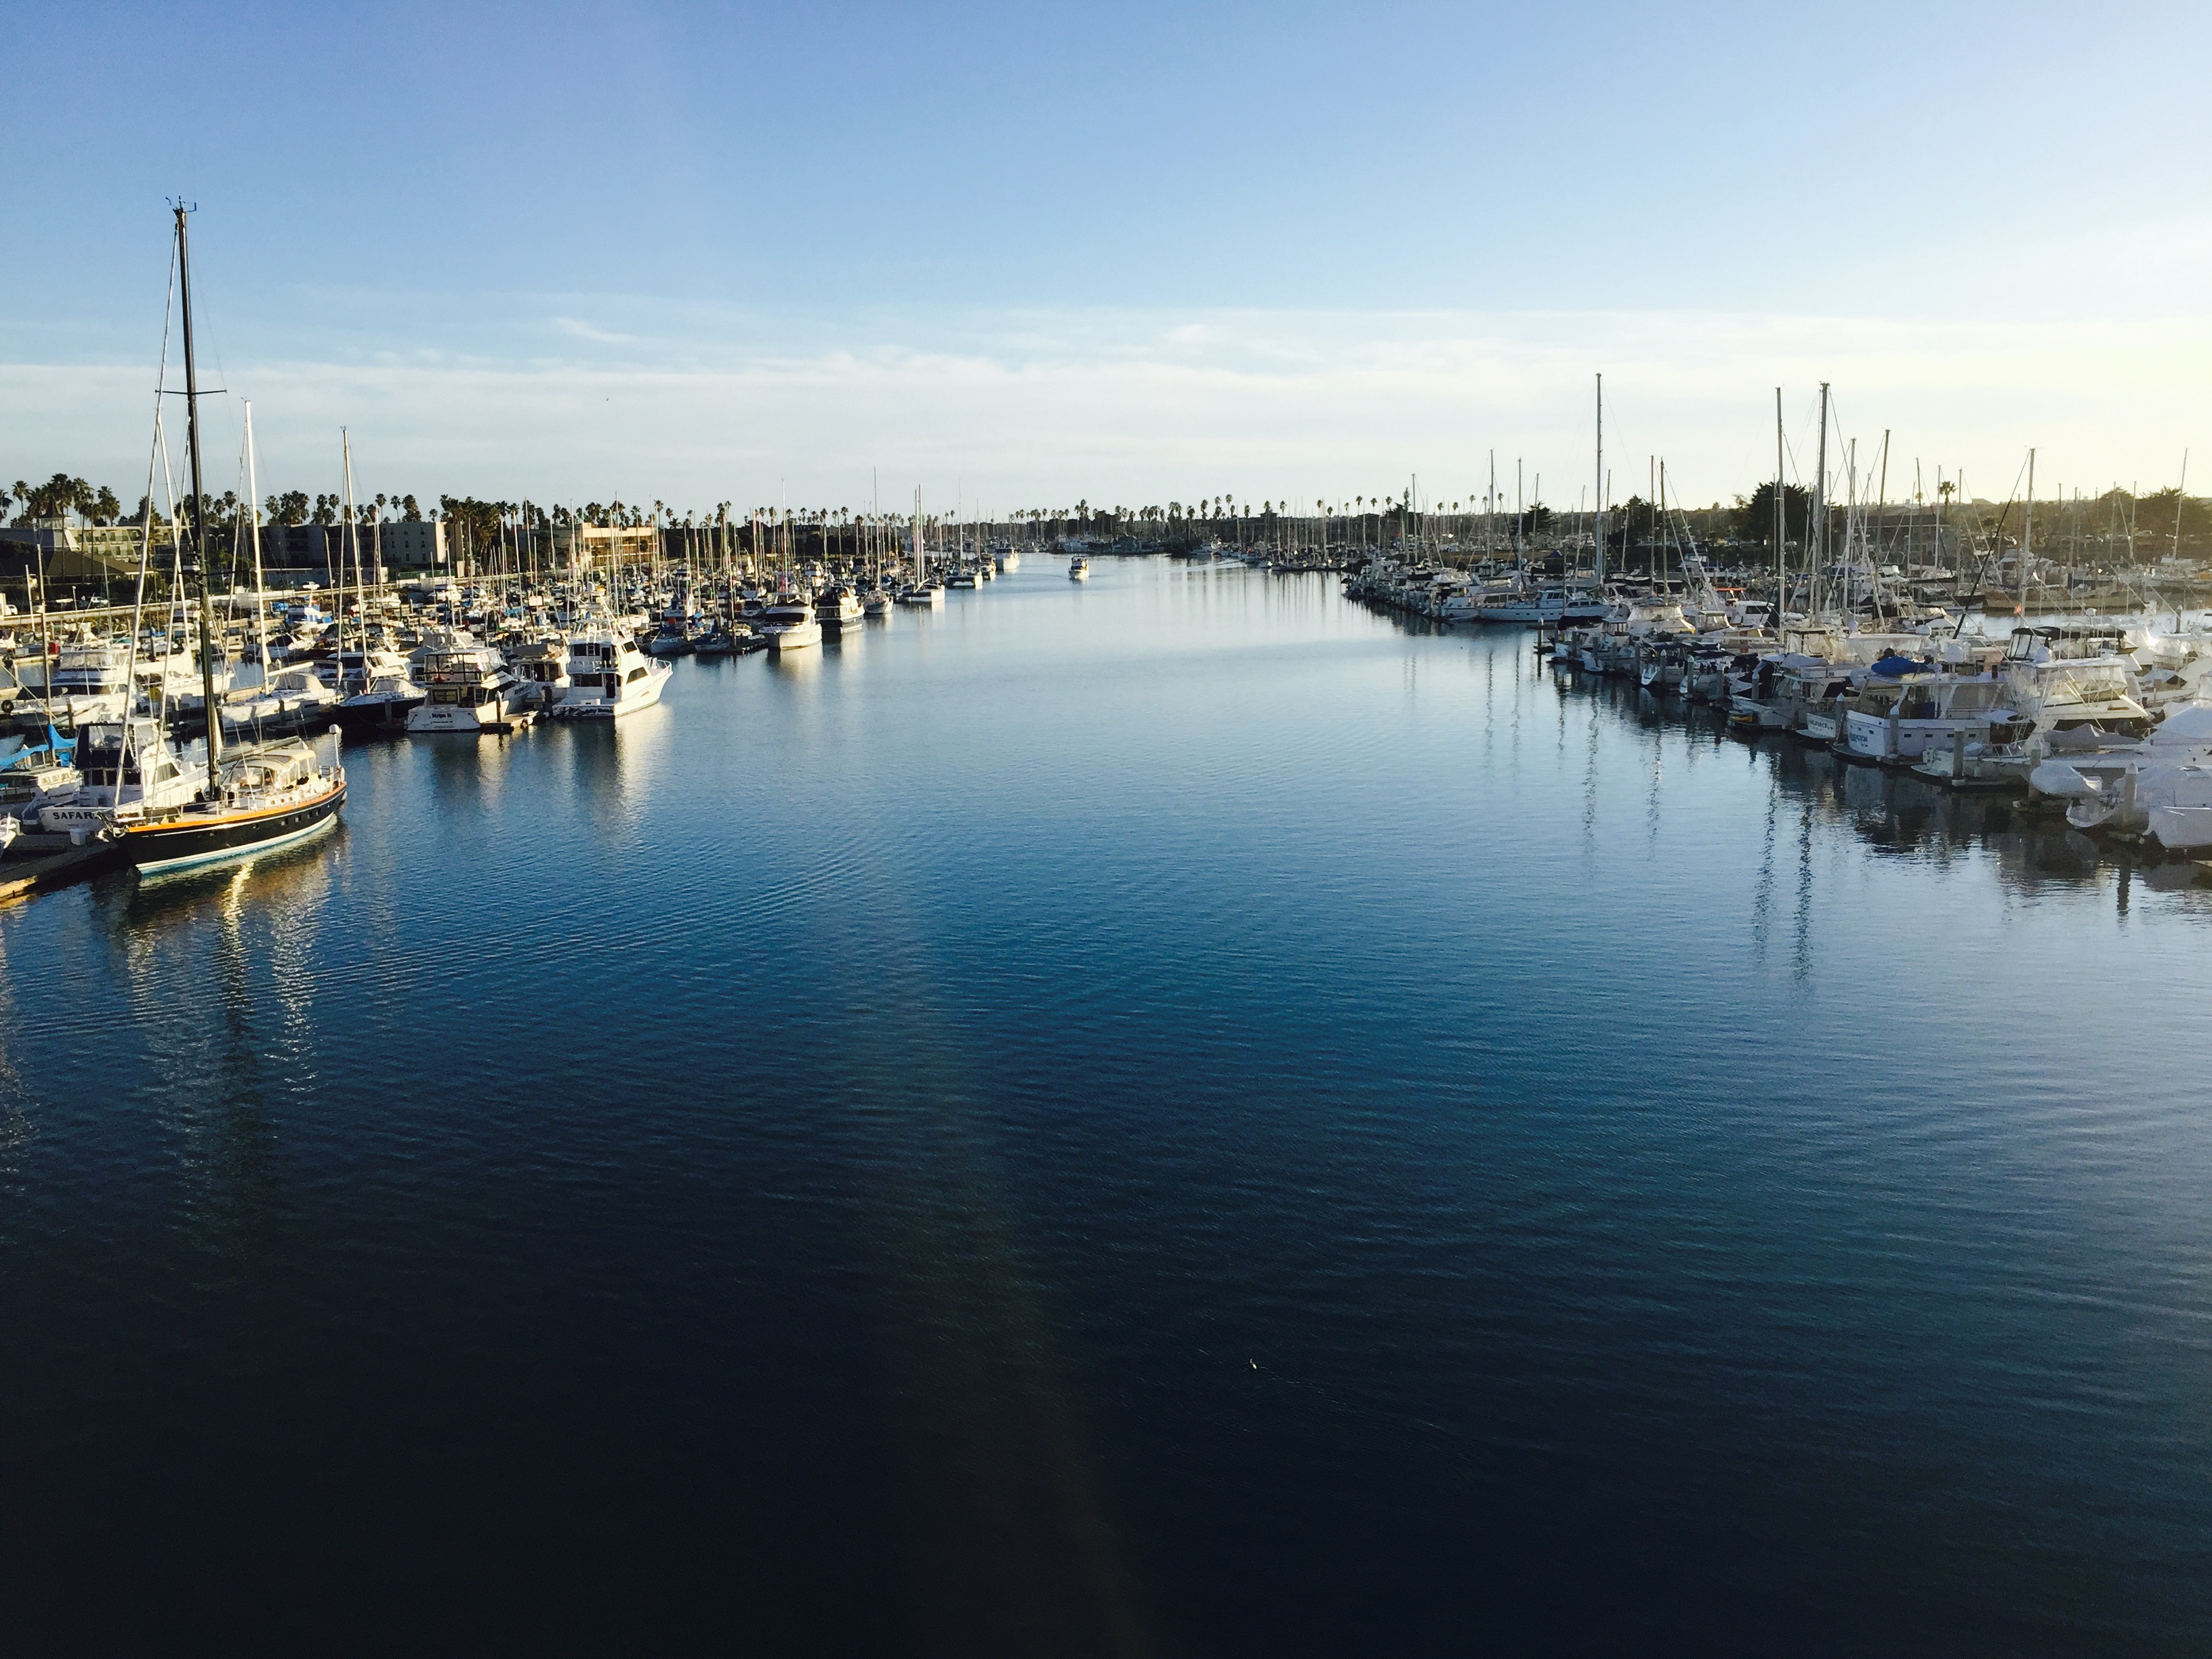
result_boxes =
[115,815,348,926]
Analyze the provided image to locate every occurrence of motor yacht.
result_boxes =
[1728,653,1855,735]
[761,605,823,652]
[1837,669,2008,765]
[815,588,865,628]
[510,637,573,710]
[552,628,672,718]
[32,718,207,848]
[46,640,134,724]
[1068,557,1090,582]
[406,644,533,733]
[0,752,83,850]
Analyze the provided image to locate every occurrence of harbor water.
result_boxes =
[5,557,2211,1654]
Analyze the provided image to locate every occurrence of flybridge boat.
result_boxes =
[46,641,134,724]
[1837,669,2009,764]
[760,604,823,652]
[335,646,428,731]
[26,718,207,852]
[406,624,477,678]
[1727,653,1855,735]
[552,628,671,718]
[1563,594,1693,676]
[1068,557,1090,581]
[1999,630,2153,745]
[814,588,864,628]
[406,643,532,733]
[510,636,573,708]
[138,648,230,716]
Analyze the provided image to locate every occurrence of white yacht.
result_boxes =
[0,755,83,845]
[1068,556,1090,582]
[1999,632,2152,744]
[406,644,533,733]
[335,649,428,731]
[552,628,672,718]
[34,718,207,844]
[47,641,134,724]
[138,649,232,716]
[948,568,982,589]
[1839,672,2009,764]
[814,588,864,628]
[222,664,342,738]
[997,550,1021,573]
[1475,583,1600,626]
[760,604,823,652]
[406,625,480,680]
[897,584,944,609]
[510,636,573,710]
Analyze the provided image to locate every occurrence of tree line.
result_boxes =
[10,466,2211,562]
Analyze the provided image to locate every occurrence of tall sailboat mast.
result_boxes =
[1774,388,1786,619]
[1593,373,1605,586]
[175,203,220,768]
[244,402,267,674]
[1812,382,1830,613]
[342,428,361,682]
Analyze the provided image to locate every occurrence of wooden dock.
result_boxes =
[0,837,127,904]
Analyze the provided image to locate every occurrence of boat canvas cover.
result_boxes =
[2028,759,2102,800]
[2147,703,2212,749]
[1870,654,1929,679]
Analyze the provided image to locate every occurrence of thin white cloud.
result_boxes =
[5,306,2206,512]
[549,316,638,346]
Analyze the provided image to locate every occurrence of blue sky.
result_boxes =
[7,1,2209,514]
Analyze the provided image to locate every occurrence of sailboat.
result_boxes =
[115,205,347,874]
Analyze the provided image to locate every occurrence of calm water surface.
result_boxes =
[5,558,2211,1654]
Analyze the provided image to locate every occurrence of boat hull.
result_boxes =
[550,672,670,719]
[123,781,346,873]
[335,695,425,732]
[406,698,532,734]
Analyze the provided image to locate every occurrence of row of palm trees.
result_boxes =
[5,473,123,526]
